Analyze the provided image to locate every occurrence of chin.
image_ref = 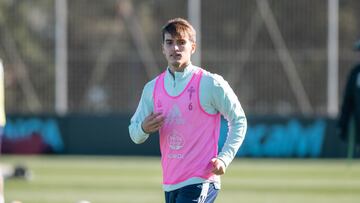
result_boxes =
[171,62,181,68]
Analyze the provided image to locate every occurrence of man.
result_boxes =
[129,18,247,203]
[0,59,6,203]
[338,40,360,148]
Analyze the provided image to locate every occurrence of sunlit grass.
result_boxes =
[2,156,360,203]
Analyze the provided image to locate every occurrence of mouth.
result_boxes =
[170,53,182,59]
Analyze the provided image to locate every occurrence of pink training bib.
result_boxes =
[153,69,221,185]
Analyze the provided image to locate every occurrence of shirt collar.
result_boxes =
[167,63,196,80]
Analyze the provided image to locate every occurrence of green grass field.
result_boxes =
[1,156,360,203]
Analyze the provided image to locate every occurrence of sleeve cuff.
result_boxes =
[216,157,229,168]
[140,122,148,135]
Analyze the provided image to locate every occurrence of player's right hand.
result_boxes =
[141,112,165,134]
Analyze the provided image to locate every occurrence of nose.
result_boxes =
[174,44,179,51]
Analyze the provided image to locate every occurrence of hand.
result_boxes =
[141,112,165,134]
[211,158,226,175]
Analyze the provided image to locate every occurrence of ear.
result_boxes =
[191,42,196,54]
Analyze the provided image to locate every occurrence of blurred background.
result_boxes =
[1,1,360,203]
[0,0,360,156]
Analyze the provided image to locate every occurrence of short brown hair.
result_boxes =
[161,18,196,43]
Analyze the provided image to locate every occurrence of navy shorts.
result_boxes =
[165,182,219,203]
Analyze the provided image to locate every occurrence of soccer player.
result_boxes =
[338,39,360,148]
[0,59,6,203]
[129,18,247,203]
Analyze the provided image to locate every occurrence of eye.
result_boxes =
[178,40,186,45]
[165,40,173,45]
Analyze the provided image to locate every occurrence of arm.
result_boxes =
[129,82,156,144]
[210,74,247,174]
[338,67,357,140]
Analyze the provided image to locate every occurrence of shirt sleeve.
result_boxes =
[210,74,247,167]
[128,80,155,144]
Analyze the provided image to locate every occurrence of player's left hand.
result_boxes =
[210,158,226,175]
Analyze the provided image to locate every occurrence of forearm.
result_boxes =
[129,121,149,144]
[129,81,156,144]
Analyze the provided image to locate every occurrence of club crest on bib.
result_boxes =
[187,86,195,100]
[187,86,195,111]
[168,130,184,150]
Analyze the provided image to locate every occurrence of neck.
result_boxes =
[169,62,190,74]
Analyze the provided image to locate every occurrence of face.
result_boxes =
[162,32,196,72]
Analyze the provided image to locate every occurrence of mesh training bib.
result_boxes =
[153,69,221,185]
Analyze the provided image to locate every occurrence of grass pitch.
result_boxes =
[1,156,360,203]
